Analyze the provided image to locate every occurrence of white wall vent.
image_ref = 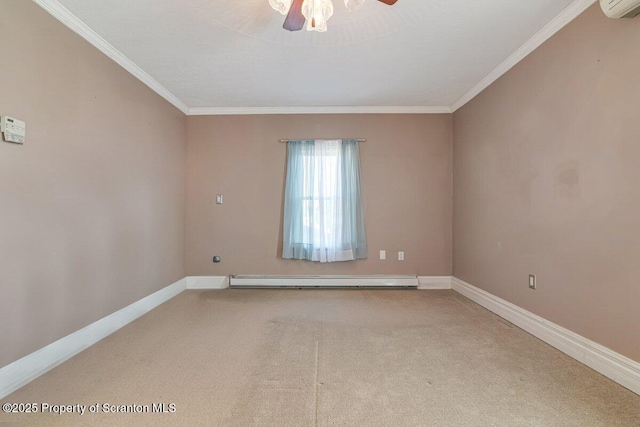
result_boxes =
[600,0,640,18]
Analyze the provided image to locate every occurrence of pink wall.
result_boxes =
[453,5,640,362]
[0,2,187,366]
[4,0,638,372]
[186,114,452,277]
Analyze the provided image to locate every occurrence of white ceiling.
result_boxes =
[41,0,593,113]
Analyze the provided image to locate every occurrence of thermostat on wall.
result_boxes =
[1,116,26,144]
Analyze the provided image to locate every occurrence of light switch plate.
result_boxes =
[216,194,223,204]
[379,250,386,260]
[529,274,536,290]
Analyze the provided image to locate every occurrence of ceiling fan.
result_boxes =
[270,0,398,33]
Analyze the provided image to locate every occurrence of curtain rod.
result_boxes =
[279,138,366,143]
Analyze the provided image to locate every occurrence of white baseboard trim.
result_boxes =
[0,277,187,400]
[186,276,229,289]
[451,277,640,396]
[229,275,418,288]
[418,276,452,290]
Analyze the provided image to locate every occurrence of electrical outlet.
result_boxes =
[529,274,536,290]
[379,250,386,260]
[398,251,404,261]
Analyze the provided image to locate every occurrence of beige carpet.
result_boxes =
[1,289,639,426]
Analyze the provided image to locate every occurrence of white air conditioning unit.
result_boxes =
[600,0,640,18]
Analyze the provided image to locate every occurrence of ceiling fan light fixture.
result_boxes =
[269,0,293,15]
[276,0,396,32]
[302,0,334,32]
[307,17,328,32]
[344,0,365,11]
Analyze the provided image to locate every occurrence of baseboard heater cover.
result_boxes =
[229,275,418,289]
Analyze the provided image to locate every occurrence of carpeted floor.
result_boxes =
[2,289,639,426]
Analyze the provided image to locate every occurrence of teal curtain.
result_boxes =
[282,139,367,263]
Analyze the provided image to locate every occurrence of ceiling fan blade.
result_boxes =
[377,0,398,4]
[283,0,305,31]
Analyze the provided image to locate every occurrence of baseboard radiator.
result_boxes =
[229,275,418,289]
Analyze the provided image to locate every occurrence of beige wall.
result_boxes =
[186,114,452,277]
[0,1,187,367]
[7,0,637,373]
[453,5,640,362]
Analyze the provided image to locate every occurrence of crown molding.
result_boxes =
[34,0,595,117]
[187,106,452,116]
[450,0,597,112]
[33,0,189,115]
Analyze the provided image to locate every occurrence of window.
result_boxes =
[282,139,367,263]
